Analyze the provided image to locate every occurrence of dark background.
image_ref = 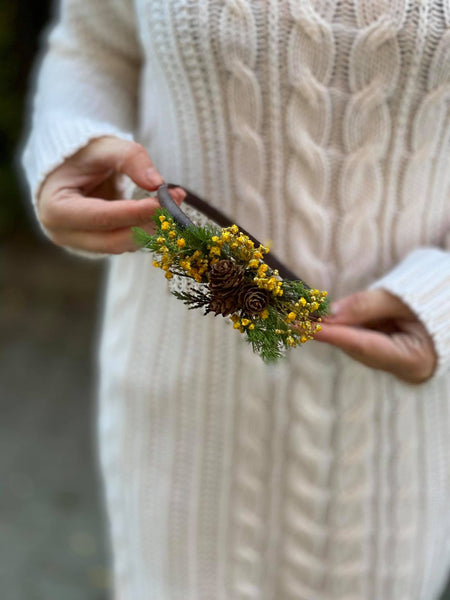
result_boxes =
[2,2,109,598]
[2,1,449,599]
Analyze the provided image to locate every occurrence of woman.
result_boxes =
[22,0,450,598]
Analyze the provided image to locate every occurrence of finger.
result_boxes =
[325,289,415,326]
[42,187,186,232]
[50,226,149,255]
[83,137,165,190]
[41,194,158,232]
[169,186,187,203]
[314,322,408,375]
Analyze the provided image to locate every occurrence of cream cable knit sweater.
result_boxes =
[23,1,450,599]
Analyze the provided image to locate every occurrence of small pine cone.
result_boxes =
[208,292,239,317]
[239,285,270,316]
[208,259,244,293]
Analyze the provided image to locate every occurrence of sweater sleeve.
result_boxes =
[370,243,450,379]
[21,0,141,212]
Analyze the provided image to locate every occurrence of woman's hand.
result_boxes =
[37,135,185,254]
[314,289,438,384]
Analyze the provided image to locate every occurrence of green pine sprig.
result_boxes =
[172,289,211,311]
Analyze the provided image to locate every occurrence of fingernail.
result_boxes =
[146,168,164,188]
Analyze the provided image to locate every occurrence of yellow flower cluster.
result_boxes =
[278,288,328,346]
[208,227,285,298]
[152,219,175,278]
[230,314,256,333]
[229,308,269,335]
[179,250,209,283]
[207,225,269,264]
[253,264,284,297]
[153,215,210,283]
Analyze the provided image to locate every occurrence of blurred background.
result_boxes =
[2,1,109,598]
[2,1,450,599]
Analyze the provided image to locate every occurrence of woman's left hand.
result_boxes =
[314,289,438,384]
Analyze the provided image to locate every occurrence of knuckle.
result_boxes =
[124,142,147,164]
[39,210,57,231]
[115,141,150,174]
[394,341,434,383]
[37,199,56,229]
[347,291,369,317]
[38,211,52,230]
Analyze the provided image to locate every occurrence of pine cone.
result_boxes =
[239,285,270,315]
[208,259,244,294]
[208,293,239,317]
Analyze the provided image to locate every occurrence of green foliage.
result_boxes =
[131,226,156,250]
[282,279,330,316]
[245,307,288,362]
[181,223,222,252]
[134,209,330,363]
[172,289,211,311]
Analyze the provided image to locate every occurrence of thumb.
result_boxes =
[80,136,165,190]
[326,289,415,325]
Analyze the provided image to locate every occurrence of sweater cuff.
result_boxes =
[21,116,134,260]
[370,248,450,379]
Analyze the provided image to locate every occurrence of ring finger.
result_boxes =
[50,224,155,255]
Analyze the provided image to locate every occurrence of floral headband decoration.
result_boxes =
[133,184,329,362]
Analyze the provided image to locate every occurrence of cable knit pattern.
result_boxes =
[216,6,273,595]
[279,347,337,599]
[324,358,378,599]
[227,351,272,599]
[21,1,450,599]
[424,26,450,246]
[401,25,450,252]
[395,1,444,260]
[285,0,336,291]
[264,0,286,255]
[338,4,402,291]
[380,0,428,272]
[143,0,198,186]
[218,0,268,241]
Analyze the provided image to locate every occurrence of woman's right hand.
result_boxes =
[37,135,186,254]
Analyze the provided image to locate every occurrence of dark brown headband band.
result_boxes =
[158,183,308,287]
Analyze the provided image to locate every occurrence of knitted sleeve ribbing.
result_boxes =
[370,246,450,379]
[21,0,140,210]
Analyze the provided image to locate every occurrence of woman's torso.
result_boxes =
[99,3,450,598]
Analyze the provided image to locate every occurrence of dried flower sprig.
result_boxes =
[133,209,329,362]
